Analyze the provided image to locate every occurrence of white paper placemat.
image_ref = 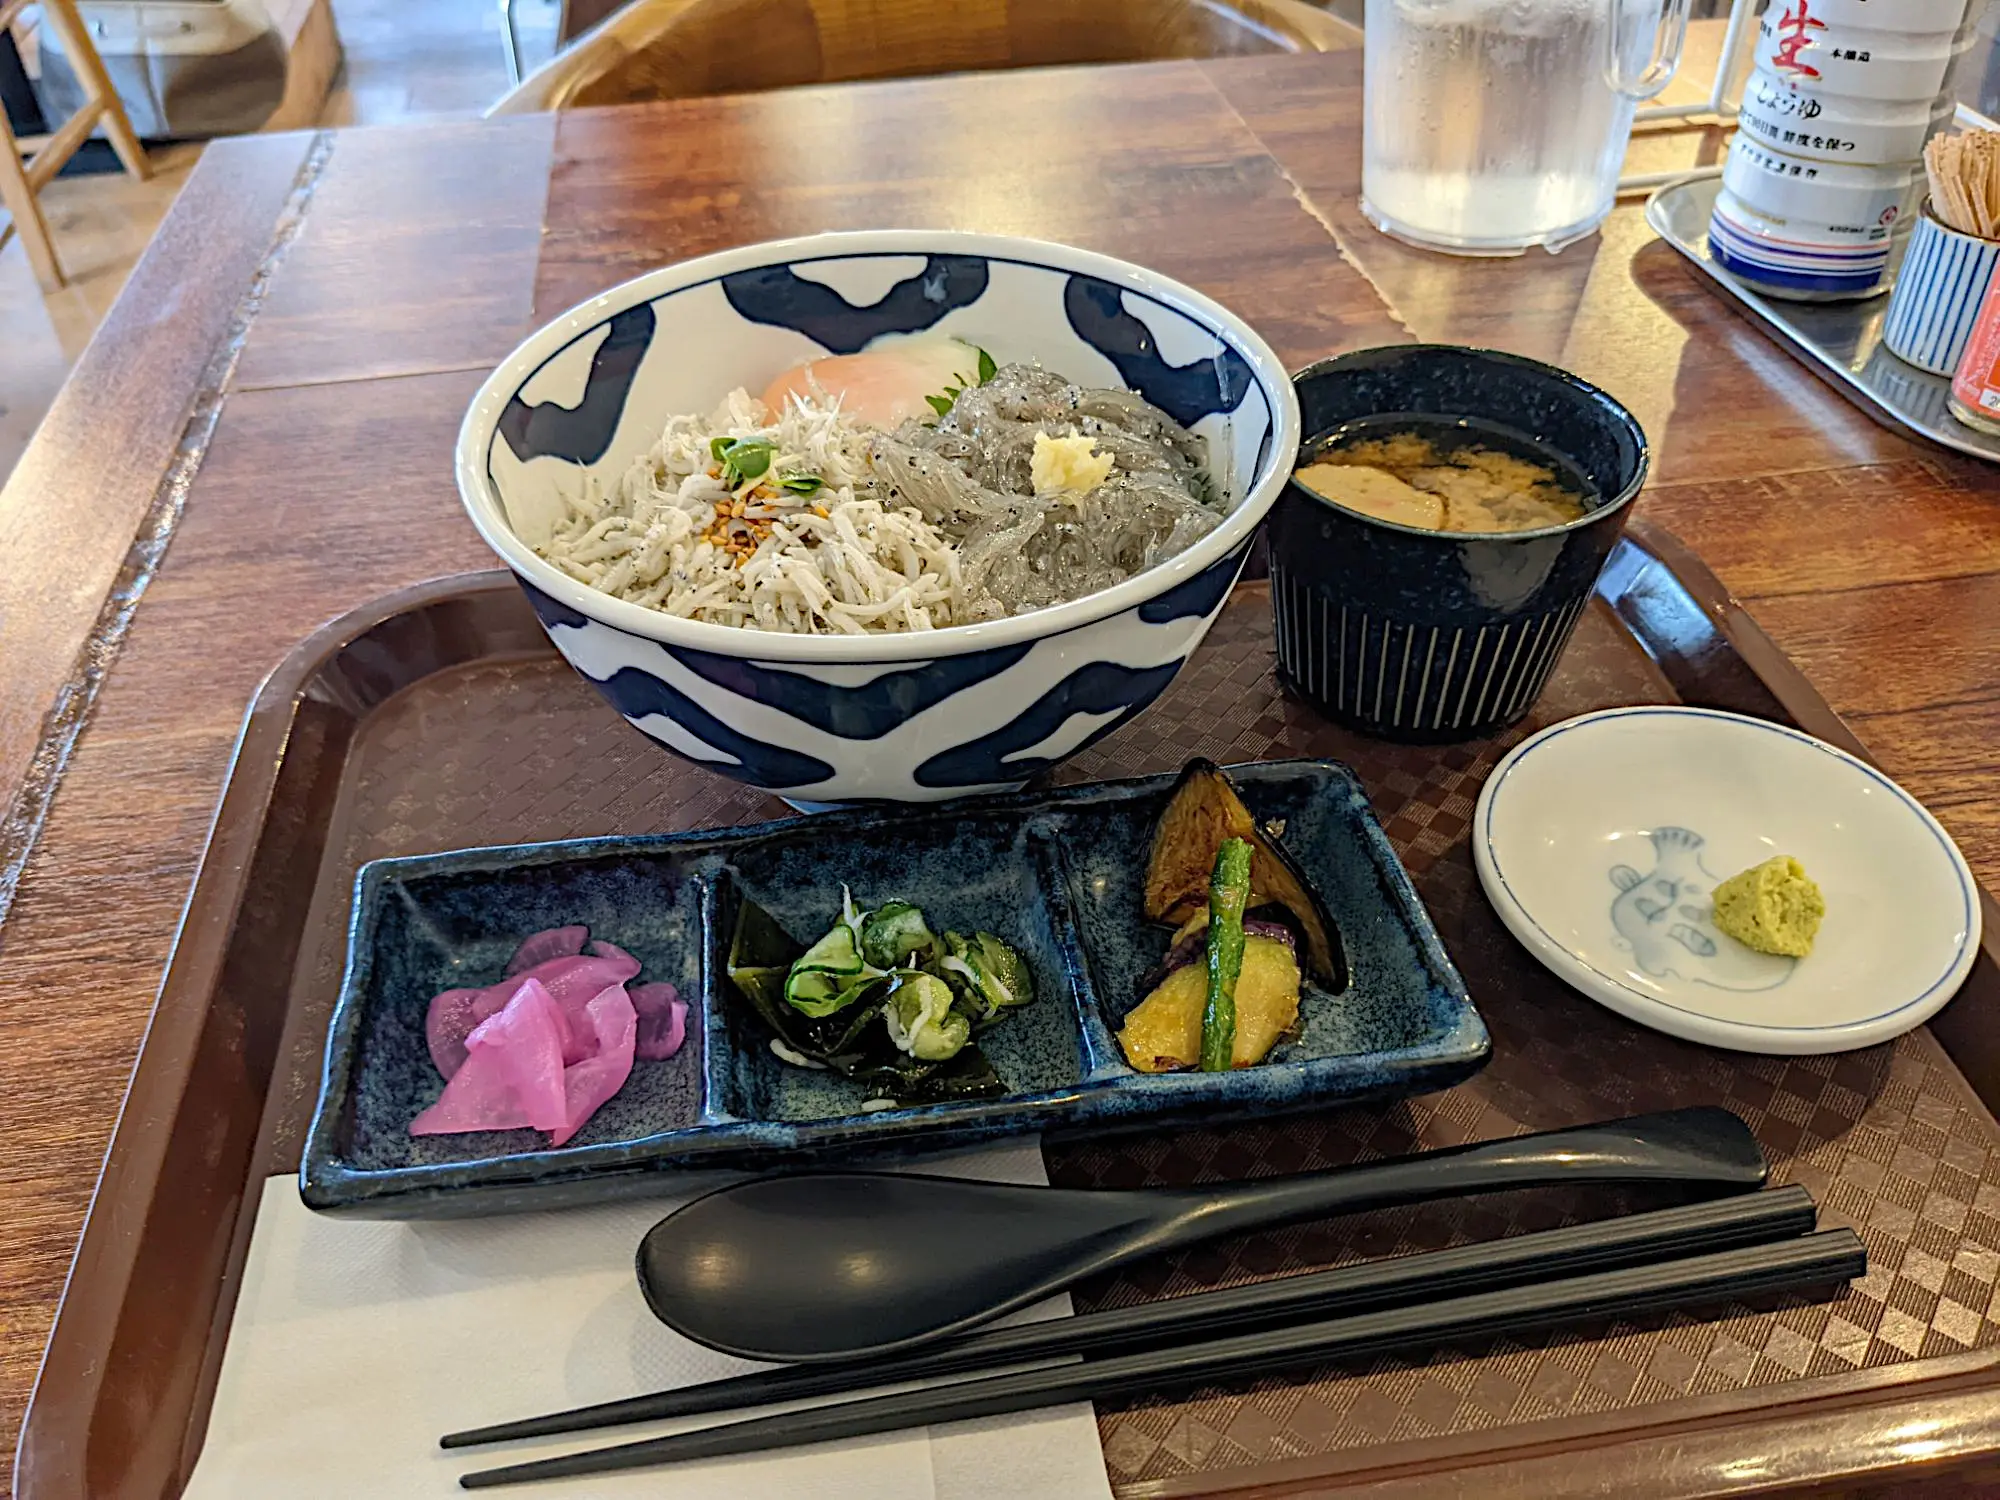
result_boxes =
[183,1143,1112,1499]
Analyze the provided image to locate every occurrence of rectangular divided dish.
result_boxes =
[302,762,1489,1217]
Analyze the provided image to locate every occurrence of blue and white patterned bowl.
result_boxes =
[455,232,1299,805]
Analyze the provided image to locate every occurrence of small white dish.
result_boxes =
[1474,707,1981,1055]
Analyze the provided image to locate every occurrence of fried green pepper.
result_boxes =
[1199,837,1253,1072]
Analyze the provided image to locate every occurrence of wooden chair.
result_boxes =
[490,0,1360,115]
[0,0,149,290]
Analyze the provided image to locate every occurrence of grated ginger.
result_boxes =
[1031,430,1115,497]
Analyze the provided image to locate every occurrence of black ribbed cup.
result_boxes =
[1269,346,1649,743]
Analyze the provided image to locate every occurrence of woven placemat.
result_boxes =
[306,587,2000,1491]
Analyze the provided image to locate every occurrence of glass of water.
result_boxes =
[1362,0,1692,255]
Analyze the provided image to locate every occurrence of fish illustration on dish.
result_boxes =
[1609,827,1794,991]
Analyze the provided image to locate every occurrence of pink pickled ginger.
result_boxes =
[410,979,569,1136]
[410,978,640,1143]
[411,925,683,1144]
[631,981,686,1062]
[425,947,640,1078]
[552,984,639,1147]
[505,924,588,974]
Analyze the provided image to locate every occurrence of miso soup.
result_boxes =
[1293,415,1596,535]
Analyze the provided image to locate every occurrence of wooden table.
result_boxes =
[2,49,1998,1497]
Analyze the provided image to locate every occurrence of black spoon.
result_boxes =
[636,1106,1767,1363]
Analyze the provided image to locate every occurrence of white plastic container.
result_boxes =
[1738,69,1954,166]
[1754,6,1967,102]
[1717,0,1972,299]
[1709,184,1897,298]
[1721,138,1918,236]
[1786,0,1972,29]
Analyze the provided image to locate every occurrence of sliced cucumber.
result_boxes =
[882,971,971,1061]
[861,900,935,970]
[939,931,1033,1022]
[786,920,879,1015]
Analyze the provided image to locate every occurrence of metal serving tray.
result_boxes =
[1647,173,2000,465]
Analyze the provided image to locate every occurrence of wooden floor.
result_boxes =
[0,0,560,485]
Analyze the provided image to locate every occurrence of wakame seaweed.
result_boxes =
[725,890,1017,1102]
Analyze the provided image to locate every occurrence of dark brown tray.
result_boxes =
[19,521,2000,1500]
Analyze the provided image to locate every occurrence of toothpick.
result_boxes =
[1921,130,2000,240]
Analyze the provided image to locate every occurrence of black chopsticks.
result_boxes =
[451,1192,1861,1489]
[460,1228,1863,1488]
[444,1184,1816,1450]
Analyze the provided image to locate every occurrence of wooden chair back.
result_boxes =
[0,0,148,289]
[495,0,1358,114]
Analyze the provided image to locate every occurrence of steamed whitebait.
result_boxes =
[535,362,1221,635]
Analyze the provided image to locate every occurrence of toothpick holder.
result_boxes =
[1882,198,2000,375]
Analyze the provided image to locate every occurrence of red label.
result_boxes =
[1951,273,2000,412]
[1773,3,1826,80]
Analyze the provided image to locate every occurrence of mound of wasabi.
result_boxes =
[1712,856,1825,958]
